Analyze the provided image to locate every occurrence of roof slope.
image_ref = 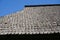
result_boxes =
[0,4,60,34]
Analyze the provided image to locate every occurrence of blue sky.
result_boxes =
[0,0,60,16]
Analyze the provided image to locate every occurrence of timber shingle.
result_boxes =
[0,4,60,34]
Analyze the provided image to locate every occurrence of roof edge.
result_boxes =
[25,4,60,7]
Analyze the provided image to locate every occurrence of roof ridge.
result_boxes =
[25,4,60,7]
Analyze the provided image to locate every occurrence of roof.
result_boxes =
[0,4,60,34]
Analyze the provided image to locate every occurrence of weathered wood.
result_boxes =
[0,5,60,34]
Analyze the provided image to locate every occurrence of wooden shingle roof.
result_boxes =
[0,4,60,34]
